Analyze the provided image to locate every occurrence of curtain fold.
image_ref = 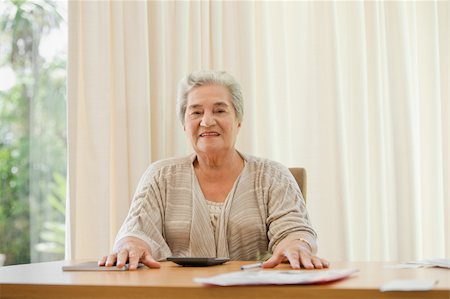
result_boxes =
[67,1,151,259]
[68,1,449,261]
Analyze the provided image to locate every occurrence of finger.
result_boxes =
[284,250,301,269]
[141,251,161,269]
[98,255,107,266]
[127,249,141,270]
[105,254,117,267]
[321,258,330,268]
[311,256,323,269]
[116,249,129,268]
[299,251,314,269]
[262,252,284,268]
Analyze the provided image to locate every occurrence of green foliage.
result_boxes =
[0,136,31,264]
[0,0,66,265]
[35,172,66,256]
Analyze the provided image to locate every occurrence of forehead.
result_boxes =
[186,84,232,107]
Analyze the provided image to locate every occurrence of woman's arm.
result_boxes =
[99,165,172,269]
[264,164,328,269]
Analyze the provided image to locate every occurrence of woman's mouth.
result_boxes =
[199,132,220,137]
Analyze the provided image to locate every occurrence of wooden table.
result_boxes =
[0,260,448,299]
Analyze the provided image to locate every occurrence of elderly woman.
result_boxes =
[99,70,329,270]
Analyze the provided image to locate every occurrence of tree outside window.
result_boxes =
[0,0,67,265]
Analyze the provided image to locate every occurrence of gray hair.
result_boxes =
[176,70,244,125]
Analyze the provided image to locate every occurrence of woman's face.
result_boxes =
[184,84,241,156]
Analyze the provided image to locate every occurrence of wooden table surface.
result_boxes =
[0,260,448,299]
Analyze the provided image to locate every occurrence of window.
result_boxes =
[0,0,67,265]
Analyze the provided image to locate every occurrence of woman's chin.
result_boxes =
[195,143,227,155]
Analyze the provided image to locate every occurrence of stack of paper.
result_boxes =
[409,259,450,269]
[194,268,359,286]
[385,258,450,269]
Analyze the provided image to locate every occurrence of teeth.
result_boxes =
[200,132,219,137]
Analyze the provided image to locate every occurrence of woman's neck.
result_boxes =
[194,150,244,174]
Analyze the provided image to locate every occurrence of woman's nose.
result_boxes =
[200,112,215,127]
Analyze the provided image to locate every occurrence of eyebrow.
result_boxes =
[187,102,230,110]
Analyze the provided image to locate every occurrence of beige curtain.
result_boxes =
[67,1,152,259]
[68,1,449,261]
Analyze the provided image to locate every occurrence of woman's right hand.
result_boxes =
[98,236,161,270]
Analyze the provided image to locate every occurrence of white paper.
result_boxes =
[384,263,424,269]
[380,279,437,292]
[386,258,450,269]
[194,268,359,286]
[416,259,450,269]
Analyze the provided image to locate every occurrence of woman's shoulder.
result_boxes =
[242,153,292,179]
[151,155,192,169]
[141,154,193,180]
[241,153,299,192]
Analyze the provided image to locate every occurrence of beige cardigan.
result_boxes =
[115,152,317,261]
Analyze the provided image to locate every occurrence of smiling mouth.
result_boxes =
[199,132,220,137]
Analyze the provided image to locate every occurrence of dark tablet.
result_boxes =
[167,257,230,267]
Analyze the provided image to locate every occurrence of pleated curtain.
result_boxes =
[67,1,449,261]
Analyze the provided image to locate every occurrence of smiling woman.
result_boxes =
[185,85,241,158]
[186,84,244,203]
[98,70,328,271]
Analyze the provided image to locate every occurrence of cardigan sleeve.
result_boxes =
[114,164,172,261]
[264,162,317,253]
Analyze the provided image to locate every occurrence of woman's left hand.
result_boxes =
[262,237,329,269]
